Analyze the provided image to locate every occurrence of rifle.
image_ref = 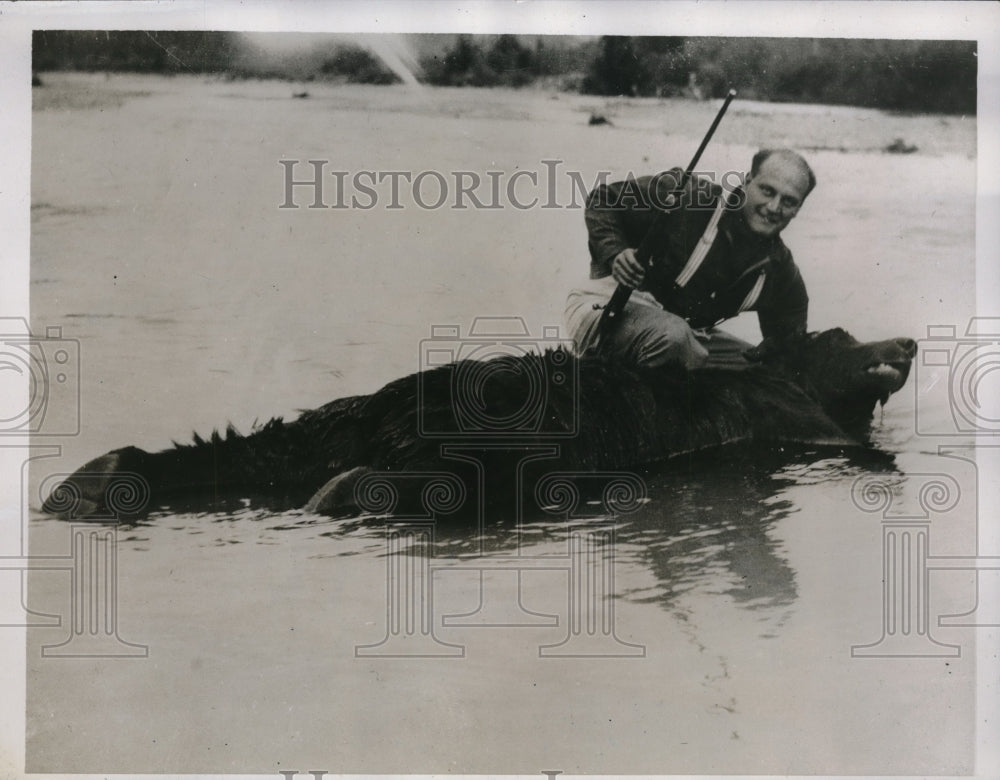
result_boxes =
[597,89,737,336]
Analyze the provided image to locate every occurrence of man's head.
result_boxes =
[740,149,815,238]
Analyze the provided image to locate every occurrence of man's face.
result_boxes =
[740,155,811,238]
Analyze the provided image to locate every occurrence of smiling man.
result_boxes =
[564,149,815,370]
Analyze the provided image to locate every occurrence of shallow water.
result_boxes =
[23,73,982,774]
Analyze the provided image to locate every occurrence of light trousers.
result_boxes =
[564,281,752,370]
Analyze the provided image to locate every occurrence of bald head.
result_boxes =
[750,149,816,197]
[741,149,815,238]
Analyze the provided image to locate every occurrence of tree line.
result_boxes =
[32,31,976,115]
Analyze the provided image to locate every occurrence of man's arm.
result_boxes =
[757,254,808,340]
[585,169,683,279]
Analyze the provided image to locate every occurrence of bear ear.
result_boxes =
[745,331,812,363]
[743,337,780,363]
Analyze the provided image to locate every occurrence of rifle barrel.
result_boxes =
[597,89,737,335]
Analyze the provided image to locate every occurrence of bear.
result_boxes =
[41,327,916,520]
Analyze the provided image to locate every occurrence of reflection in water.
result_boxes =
[249,442,898,620]
[508,444,899,618]
[625,445,897,613]
[615,447,831,614]
[80,441,899,628]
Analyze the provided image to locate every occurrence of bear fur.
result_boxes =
[42,328,916,519]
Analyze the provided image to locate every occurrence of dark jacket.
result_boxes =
[585,169,808,339]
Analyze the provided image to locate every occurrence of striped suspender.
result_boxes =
[674,195,727,288]
[737,271,767,312]
[673,192,768,314]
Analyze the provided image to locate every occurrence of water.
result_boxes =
[24,73,980,774]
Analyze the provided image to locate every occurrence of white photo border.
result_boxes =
[2,2,998,778]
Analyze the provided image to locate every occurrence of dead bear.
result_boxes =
[42,327,916,519]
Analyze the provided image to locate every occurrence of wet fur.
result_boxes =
[43,328,915,518]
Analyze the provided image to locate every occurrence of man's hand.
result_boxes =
[611,248,646,289]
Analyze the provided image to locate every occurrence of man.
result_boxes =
[564,149,815,370]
